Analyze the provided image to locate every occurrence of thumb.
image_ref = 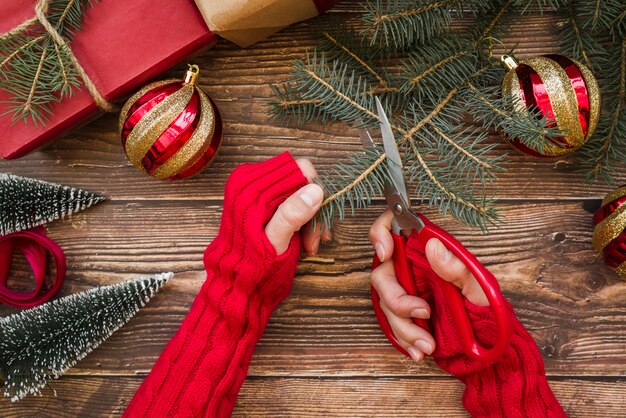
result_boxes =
[424,238,489,307]
[265,183,324,255]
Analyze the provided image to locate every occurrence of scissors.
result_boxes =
[366,97,511,362]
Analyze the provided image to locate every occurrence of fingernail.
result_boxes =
[434,239,451,262]
[407,346,423,362]
[411,308,429,319]
[415,339,433,355]
[299,184,323,208]
[374,243,386,262]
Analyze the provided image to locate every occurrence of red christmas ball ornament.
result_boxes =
[593,185,626,279]
[500,54,600,157]
[119,65,222,180]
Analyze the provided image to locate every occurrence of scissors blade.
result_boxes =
[374,97,409,206]
[358,128,377,151]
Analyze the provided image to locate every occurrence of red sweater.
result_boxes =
[124,152,565,417]
[404,235,566,417]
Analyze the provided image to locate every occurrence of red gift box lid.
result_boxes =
[0,0,216,159]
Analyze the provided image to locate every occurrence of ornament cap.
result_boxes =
[500,55,519,71]
[184,64,200,85]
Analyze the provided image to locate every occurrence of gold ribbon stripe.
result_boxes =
[525,57,585,149]
[124,85,194,171]
[571,59,601,140]
[151,90,216,179]
[118,80,177,134]
[617,261,626,279]
[592,203,626,252]
[601,185,626,206]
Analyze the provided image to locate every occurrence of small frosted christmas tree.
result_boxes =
[0,273,172,401]
[0,173,104,236]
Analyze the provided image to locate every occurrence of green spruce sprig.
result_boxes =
[559,0,625,183]
[462,81,564,153]
[0,0,95,125]
[576,36,626,184]
[512,0,566,14]
[270,0,516,231]
[361,0,496,49]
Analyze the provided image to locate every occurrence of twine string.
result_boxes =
[0,0,116,112]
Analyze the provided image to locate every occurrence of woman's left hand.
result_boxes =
[265,158,331,255]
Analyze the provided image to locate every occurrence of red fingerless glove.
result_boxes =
[404,234,567,418]
[124,152,307,418]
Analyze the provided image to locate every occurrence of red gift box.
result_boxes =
[0,0,216,159]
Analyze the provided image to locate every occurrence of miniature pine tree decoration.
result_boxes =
[0,273,172,401]
[0,173,104,236]
[271,0,625,230]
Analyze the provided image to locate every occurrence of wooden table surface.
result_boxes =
[1,2,625,417]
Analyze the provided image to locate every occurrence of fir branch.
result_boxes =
[560,0,608,72]
[269,2,519,229]
[401,102,503,229]
[0,0,95,124]
[463,81,563,152]
[512,0,566,14]
[399,36,478,101]
[577,36,626,183]
[292,53,383,126]
[404,130,499,230]
[268,82,329,125]
[577,0,625,35]
[362,0,457,49]
[402,87,459,141]
[475,0,513,43]
[316,149,390,228]
[320,29,388,86]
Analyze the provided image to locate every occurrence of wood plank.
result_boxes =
[1,201,623,377]
[1,13,622,201]
[0,376,623,417]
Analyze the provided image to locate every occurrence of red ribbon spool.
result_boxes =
[0,226,66,308]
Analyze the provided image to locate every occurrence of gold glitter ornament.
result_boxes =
[593,185,626,279]
[500,54,600,157]
[119,65,222,180]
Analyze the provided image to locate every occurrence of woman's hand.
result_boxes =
[368,210,488,362]
[265,159,330,255]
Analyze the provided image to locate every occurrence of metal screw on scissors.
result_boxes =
[365,97,512,362]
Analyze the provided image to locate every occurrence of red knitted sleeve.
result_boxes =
[124,152,308,418]
[404,233,567,418]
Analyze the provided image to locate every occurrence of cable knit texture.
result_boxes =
[124,152,307,418]
[404,232,566,417]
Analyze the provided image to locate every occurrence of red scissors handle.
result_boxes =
[372,218,512,363]
[372,233,429,356]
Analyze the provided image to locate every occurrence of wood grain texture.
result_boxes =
[0,376,624,417]
[0,1,625,416]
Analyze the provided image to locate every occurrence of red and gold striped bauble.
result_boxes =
[593,185,626,279]
[501,54,600,157]
[119,65,222,180]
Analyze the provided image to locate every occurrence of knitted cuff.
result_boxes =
[124,152,308,418]
[404,234,566,418]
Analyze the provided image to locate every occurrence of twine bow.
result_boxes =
[0,0,116,112]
